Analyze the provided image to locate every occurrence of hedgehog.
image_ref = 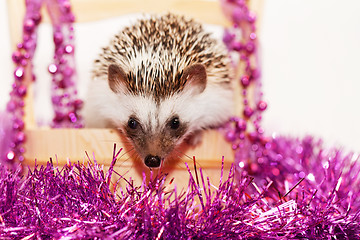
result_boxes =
[84,13,233,168]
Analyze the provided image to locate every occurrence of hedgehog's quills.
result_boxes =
[84,13,234,168]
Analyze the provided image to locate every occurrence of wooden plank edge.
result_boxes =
[24,128,235,168]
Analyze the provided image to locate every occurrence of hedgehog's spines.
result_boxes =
[93,13,231,100]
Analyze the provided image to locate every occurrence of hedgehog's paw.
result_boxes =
[185,131,203,147]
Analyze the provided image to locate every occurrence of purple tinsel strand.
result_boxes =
[1,0,43,164]
[46,0,83,128]
[1,0,83,165]
[0,142,359,239]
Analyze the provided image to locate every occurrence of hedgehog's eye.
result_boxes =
[169,117,180,130]
[128,118,139,129]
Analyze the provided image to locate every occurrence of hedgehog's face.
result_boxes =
[122,112,188,168]
[107,63,207,168]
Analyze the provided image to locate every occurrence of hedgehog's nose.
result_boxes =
[144,155,161,168]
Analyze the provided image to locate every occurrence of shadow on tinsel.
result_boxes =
[0,137,359,239]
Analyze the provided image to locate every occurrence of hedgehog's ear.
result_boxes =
[181,63,207,95]
[108,64,127,93]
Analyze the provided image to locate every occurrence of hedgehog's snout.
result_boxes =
[144,155,162,168]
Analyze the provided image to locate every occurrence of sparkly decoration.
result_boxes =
[1,0,83,164]
[0,143,359,238]
[46,0,83,128]
[2,0,43,164]
[222,0,266,147]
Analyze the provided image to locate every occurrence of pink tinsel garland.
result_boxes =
[0,140,359,238]
[0,0,82,165]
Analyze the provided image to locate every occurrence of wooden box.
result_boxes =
[7,0,263,190]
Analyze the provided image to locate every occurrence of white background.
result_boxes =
[261,0,360,152]
[1,0,359,152]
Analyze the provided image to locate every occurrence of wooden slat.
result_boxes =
[24,128,233,167]
[72,0,230,26]
[24,128,234,188]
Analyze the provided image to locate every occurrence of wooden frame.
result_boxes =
[7,0,263,188]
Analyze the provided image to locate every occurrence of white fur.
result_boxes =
[84,73,233,141]
[160,83,233,135]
